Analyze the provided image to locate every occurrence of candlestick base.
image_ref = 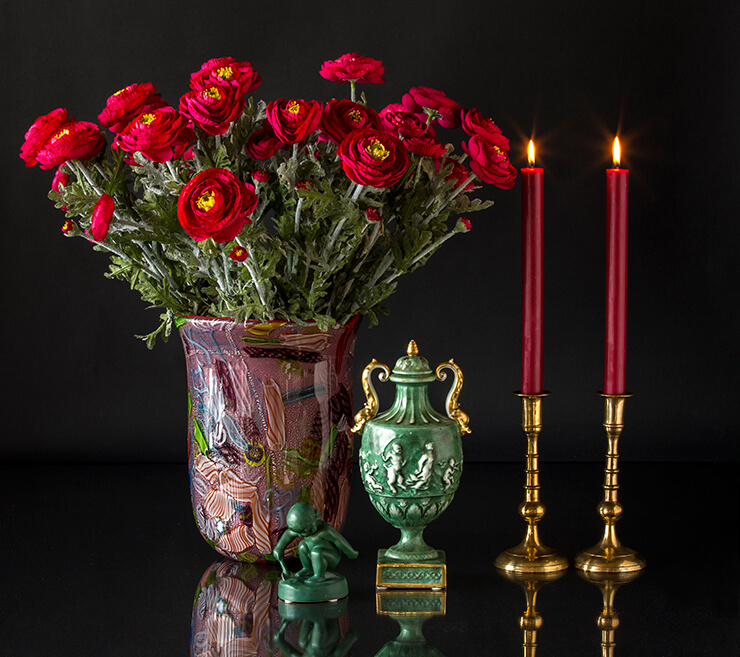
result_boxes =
[495,542,569,574]
[574,543,645,574]
[495,393,568,575]
[574,393,645,574]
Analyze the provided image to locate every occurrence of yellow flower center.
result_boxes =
[286,100,301,115]
[114,85,133,96]
[348,108,363,123]
[202,86,222,100]
[216,66,234,80]
[196,191,216,212]
[365,138,390,161]
[139,113,157,125]
[53,128,70,142]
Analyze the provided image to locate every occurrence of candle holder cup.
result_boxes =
[495,392,568,574]
[574,393,645,573]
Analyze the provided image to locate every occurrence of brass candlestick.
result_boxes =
[574,393,645,573]
[495,393,568,574]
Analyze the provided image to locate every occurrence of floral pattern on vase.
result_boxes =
[179,315,359,561]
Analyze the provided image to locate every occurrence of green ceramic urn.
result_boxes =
[354,341,469,579]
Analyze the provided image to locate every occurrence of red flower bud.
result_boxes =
[229,245,249,262]
[61,219,76,235]
[366,207,382,222]
[91,194,115,241]
[252,169,269,183]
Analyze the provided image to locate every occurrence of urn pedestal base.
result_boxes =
[376,549,447,590]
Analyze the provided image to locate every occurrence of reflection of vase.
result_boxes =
[179,316,360,561]
[375,590,446,657]
[191,559,281,657]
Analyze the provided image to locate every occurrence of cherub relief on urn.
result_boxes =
[353,341,470,588]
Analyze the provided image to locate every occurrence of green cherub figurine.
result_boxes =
[273,502,358,603]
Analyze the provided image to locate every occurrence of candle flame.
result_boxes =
[612,137,621,168]
[528,139,535,167]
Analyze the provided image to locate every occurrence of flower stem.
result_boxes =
[351,184,365,203]
[324,217,347,257]
[294,198,304,234]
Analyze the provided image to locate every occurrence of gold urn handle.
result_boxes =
[435,359,471,436]
[351,359,391,434]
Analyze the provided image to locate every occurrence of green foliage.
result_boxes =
[49,83,510,345]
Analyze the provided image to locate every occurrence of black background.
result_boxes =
[3,0,739,463]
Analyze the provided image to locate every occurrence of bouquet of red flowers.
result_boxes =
[22,53,516,345]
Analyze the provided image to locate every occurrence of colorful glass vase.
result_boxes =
[354,341,469,588]
[178,315,360,561]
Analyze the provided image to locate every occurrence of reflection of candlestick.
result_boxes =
[521,139,543,394]
[605,137,629,395]
[579,570,641,657]
[500,570,564,657]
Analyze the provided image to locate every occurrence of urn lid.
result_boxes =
[390,341,437,384]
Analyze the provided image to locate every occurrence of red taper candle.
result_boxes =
[604,137,629,395]
[521,139,544,394]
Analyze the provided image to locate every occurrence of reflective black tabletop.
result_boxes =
[1,462,737,655]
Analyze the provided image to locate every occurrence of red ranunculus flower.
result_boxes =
[179,82,245,136]
[190,57,262,94]
[98,83,166,134]
[36,121,106,170]
[379,103,429,139]
[460,108,510,149]
[366,207,381,222]
[20,108,72,167]
[265,99,322,145]
[319,53,385,84]
[252,169,269,183]
[435,158,475,190]
[61,219,76,235]
[337,128,410,188]
[177,168,258,242]
[229,245,249,262]
[462,135,517,189]
[244,126,284,160]
[113,107,195,163]
[403,134,447,157]
[320,99,381,145]
[90,193,115,241]
[402,86,462,130]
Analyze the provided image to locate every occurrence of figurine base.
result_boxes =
[278,571,348,603]
[574,544,646,573]
[494,543,569,574]
[376,589,447,616]
[376,549,447,590]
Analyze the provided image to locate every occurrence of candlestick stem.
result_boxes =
[495,393,568,574]
[574,394,645,573]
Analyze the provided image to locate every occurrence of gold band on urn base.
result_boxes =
[574,394,646,574]
[495,393,569,574]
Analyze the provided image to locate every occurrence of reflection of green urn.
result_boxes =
[353,341,469,584]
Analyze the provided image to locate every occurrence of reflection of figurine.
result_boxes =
[363,460,384,494]
[408,443,435,491]
[272,502,358,603]
[276,598,357,657]
[441,457,460,489]
[384,443,406,493]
